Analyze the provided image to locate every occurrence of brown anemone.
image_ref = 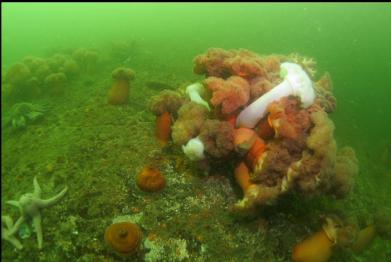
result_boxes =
[104,222,142,256]
[136,166,166,192]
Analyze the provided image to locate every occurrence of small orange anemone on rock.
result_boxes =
[107,67,135,105]
[104,222,142,256]
[136,166,166,192]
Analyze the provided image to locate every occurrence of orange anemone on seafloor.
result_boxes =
[104,222,142,256]
[136,166,166,192]
[156,111,172,147]
[292,229,333,262]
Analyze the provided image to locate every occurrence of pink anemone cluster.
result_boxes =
[199,119,234,158]
[204,76,250,115]
[194,48,270,80]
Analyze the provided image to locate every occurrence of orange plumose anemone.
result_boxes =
[149,89,184,147]
[155,111,172,147]
[136,166,166,192]
[104,222,142,256]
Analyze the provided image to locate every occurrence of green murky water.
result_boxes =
[2,3,391,262]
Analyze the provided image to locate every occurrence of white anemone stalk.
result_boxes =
[236,62,316,128]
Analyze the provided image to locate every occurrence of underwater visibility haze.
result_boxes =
[2,3,391,262]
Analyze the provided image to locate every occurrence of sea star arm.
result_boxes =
[2,215,13,229]
[2,232,23,250]
[7,216,25,236]
[1,216,23,250]
[6,200,24,218]
[33,176,42,198]
[36,186,68,209]
[32,213,43,250]
[6,200,21,209]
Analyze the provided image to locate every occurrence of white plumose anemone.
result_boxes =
[236,62,315,128]
[186,82,210,111]
[182,136,205,161]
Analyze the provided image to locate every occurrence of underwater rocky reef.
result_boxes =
[2,43,391,262]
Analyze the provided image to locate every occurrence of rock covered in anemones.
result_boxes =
[149,47,360,216]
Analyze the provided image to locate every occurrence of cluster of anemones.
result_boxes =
[292,208,391,262]
[3,48,99,105]
[149,48,358,215]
